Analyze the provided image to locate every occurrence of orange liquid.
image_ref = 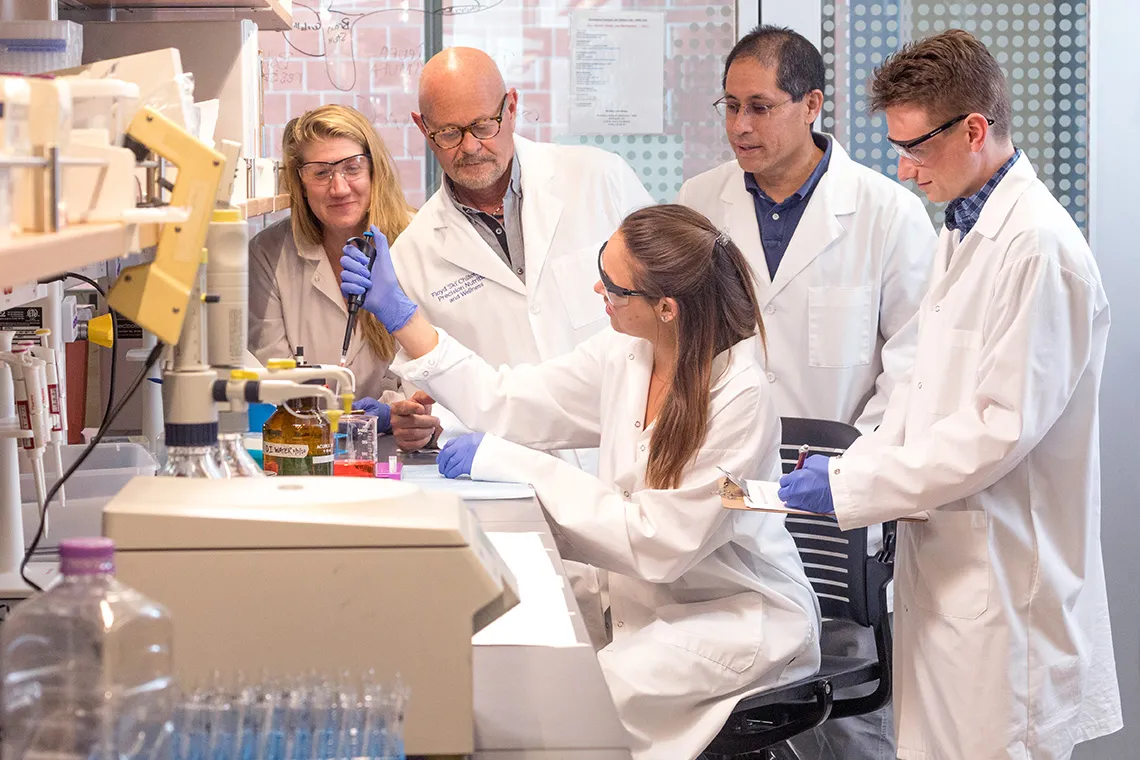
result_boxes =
[334,460,377,478]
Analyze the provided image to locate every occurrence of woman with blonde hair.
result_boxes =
[249,104,414,426]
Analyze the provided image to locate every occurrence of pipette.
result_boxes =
[339,230,376,367]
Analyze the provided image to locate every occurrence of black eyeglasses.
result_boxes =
[598,242,650,307]
[887,114,995,164]
[427,93,510,149]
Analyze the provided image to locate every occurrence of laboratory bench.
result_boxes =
[390,442,632,760]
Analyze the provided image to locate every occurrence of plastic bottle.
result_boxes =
[0,537,176,760]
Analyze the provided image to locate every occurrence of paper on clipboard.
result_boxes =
[719,478,928,522]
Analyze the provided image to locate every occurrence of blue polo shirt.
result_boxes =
[743,133,833,280]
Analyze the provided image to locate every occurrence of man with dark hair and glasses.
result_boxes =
[679,25,938,760]
[387,46,651,649]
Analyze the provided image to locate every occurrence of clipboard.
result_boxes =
[717,477,928,522]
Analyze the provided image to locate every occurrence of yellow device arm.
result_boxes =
[107,107,225,344]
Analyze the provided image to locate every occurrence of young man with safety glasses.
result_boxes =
[778,29,1122,760]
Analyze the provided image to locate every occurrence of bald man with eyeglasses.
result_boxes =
[386,46,653,650]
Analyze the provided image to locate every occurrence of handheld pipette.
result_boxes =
[339,230,376,367]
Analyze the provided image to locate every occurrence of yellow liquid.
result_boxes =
[262,397,333,476]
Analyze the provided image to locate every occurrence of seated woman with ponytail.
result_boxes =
[340,203,821,760]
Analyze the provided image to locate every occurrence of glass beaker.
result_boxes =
[334,412,378,477]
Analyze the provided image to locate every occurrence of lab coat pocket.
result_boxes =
[551,250,607,329]
[919,328,982,416]
[647,595,764,675]
[807,286,873,368]
[911,510,990,620]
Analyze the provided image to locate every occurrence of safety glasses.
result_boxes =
[887,114,994,165]
[298,153,372,186]
[598,242,650,308]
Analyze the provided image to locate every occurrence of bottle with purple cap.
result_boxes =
[0,537,176,760]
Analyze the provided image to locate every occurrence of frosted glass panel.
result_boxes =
[822,0,1089,230]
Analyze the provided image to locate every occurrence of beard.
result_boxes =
[450,154,504,191]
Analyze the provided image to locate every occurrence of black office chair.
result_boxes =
[703,417,895,760]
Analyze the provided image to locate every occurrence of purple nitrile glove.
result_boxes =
[339,224,418,332]
[777,455,836,514]
[437,432,485,480]
[353,396,392,434]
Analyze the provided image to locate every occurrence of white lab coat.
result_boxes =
[827,155,1122,760]
[248,218,401,401]
[391,135,653,648]
[677,139,936,433]
[390,134,653,372]
[391,328,821,760]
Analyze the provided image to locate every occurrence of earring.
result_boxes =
[661,315,671,323]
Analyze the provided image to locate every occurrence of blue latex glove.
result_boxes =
[777,455,836,514]
[437,433,485,480]
[353,397,392,434]
[339,225,418,332]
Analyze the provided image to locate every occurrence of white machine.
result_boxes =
[102,476,520,757]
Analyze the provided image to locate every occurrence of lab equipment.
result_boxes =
[262,358,334,477]
[334,411,377,477]
[0,20,83,74]
[0,537,175,760]
[0,75,31,243]
[18,442,156,552]
[376,455,401,481]
[102,476,519,756]
[105,105,225,345]
[204,208,249,369]
[159,442,225,478]
[54,76,139,227]
[168,672,410,760]
[339,226,417,334]
[10,74,69,233]
[339,230,376,367]
[28,330,66,504]
[216,430,264,478]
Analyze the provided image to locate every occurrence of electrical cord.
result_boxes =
[18,273,140,592]
[19,341,165,592]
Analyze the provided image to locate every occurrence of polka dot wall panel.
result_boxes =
[823,1,1088,231]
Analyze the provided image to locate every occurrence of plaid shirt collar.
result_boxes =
[945,149,1022,235]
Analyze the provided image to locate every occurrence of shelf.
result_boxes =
[0,283,49,313]
[61,0,292,32]
[237,194,290,219]
[0,224,137,293]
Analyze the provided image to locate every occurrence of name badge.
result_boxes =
[431,273,487,304]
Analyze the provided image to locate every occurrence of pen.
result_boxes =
[794,444,810,470]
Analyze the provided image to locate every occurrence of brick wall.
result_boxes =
[259,0,739,207]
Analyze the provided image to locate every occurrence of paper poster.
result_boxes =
[570,11,665,135]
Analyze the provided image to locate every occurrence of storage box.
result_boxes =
[0,21,82,75]
[19,442,156,549]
